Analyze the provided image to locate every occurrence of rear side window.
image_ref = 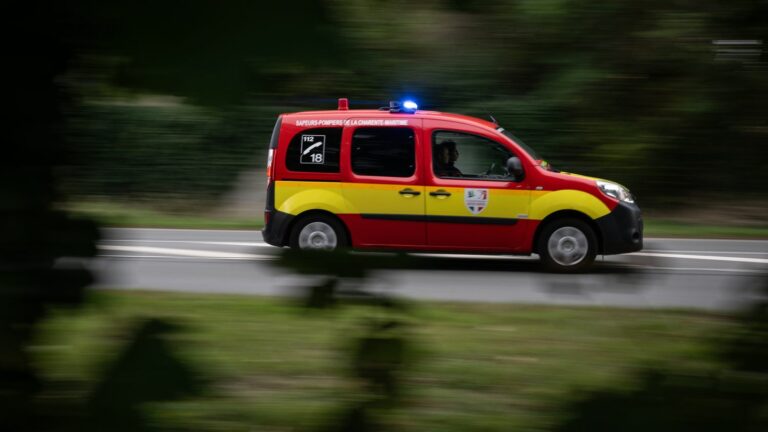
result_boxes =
[285,127,342,173]
[351,127,415,177]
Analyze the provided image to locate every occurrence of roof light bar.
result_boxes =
[388,100,418,114]
[402,100,418,111]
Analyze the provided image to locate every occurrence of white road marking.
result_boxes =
[105,240,273,247]
[196,241,272,247]
[107,240,767,255]
[96,247,765,273]
[646,237,767,242]
[630,252,768,264]
[100,245,271,260]
[98,244,768,265]
[641,249,768,255]
[100,254,276,261]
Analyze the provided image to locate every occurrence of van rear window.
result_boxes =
[285,127,342,173]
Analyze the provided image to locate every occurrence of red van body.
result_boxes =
[262,100,643,271]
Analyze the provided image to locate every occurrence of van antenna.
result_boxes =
[488,114,498,125]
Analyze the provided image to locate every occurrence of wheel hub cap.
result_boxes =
[298,222,338,250]
[548,226,588,266]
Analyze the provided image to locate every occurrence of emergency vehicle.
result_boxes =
[262,99,642,272]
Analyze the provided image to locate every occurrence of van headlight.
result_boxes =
[596,180,635,204]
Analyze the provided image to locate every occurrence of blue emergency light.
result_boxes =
[402,100,418,111]
[387,99,418,113]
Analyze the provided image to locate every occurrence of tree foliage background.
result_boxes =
[61,0,767,207]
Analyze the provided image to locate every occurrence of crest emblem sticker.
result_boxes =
[464,188,489,215]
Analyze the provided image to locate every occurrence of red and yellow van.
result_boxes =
[262,99,642,272]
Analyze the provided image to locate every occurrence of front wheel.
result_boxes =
[537,218,597,273]
[289,214,348,251]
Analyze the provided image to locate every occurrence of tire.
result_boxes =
[537,218,597,273]
[288,214,349,251]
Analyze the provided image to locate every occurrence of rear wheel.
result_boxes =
[537,218,597,273]
[289,214,348,251]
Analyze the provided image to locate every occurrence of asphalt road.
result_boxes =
[92,228,768,311]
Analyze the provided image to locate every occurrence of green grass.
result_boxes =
[65,201,768,238]
[35,290,735,432]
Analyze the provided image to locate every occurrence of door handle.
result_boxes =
[398,188,421,196]
[429,190,452,197]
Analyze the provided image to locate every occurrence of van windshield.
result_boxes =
[497,128,541,161]
[497,128,559,172]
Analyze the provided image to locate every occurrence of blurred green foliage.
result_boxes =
[36,290,735,432]
[3,2,202,431]
[553,276,768,432]
[60,0,767,207]
[64,100,272,204]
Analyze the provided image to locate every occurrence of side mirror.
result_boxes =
[506,156,524,181]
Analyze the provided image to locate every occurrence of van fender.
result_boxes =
[529,190,612,221]
[276,183,354,216]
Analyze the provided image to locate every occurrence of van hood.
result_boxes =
[555,170,617,186]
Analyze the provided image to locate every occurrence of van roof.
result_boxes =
[283,109,500,131]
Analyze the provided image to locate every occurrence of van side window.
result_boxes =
[433,131,516,180]
[351,127,415,177]
[286,127,342,173]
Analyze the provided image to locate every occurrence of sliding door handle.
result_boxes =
[399,188,421,196]
[429,190,452,197]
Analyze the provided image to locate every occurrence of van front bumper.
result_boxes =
[262,211,294,247]
[595,202,643,255]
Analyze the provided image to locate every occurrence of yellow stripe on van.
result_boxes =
[275,181,422,216]
[343,183,424,215]
[424,187,529,218]
[276,181,611,222]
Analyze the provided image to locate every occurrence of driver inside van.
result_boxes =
[434,140,462,177]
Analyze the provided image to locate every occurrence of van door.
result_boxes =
[425,124,530,251]
[341,119,425,248]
